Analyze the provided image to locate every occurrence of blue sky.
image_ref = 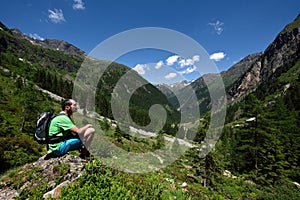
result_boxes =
[1,0,300,84]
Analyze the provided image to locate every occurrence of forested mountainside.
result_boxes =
[0,21,180,132]
[1,14,300,199]
[0,20,179,171]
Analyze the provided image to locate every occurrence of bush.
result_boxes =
[257,181,300,200]
[0,134,44,173]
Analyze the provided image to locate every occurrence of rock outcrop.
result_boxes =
[0,154,87,199]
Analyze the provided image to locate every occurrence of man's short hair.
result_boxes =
[61,99,73,110]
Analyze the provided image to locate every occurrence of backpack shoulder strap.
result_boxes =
[49,112,67,136]
[54,112,67,118]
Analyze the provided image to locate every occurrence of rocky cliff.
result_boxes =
[0,155,87,199]
[228,15,300,100]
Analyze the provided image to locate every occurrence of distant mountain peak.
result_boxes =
[157,80,192,87]
[7,26,85,57]
[156,80,193,96]
[40,39,86,56]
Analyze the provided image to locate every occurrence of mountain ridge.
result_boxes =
[228,15,300,100]
[9,27,86,58]
[164,14,300,114]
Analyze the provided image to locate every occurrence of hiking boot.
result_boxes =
[79,147,90,159]
[44,152,58,160]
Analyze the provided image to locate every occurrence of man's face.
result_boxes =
[70,99,78,113]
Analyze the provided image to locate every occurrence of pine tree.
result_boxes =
[256,117,287,185]
[203,147,225,187]
[195,117,209,142]
[18,82,43,132]
[235,95,298,185]
[219,126,237,172]
[52,74,58,95]
[114,125,123,143]
[236,94,263,176]
[100,118,110,131]
[44,71,51,91]
[271,97,300,182]
[171,138,182,155]
[154,130,165,150]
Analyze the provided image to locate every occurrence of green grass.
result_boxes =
[281,15,300,34]
[278,61,300,83]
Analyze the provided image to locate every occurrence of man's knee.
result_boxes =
[88,127,95,133]
[86,127,95,135]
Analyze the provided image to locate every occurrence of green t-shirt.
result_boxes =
[48,112,76,152]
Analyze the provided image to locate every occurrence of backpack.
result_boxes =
[34,112,64,144]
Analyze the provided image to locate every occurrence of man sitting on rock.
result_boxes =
[46,99,95,159]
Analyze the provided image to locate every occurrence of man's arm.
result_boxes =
[70,124,93,135]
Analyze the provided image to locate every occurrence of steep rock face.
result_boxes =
[261,27,300,81]
[228,61,262,100]
[222,53,262,90]
[228,20,300,101]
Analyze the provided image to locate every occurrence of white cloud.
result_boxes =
[133,54,200,80]
[133,64,148,75]
[48,9,65,23]
[155,61,164,69]
[164,54,200,68]
[179,58,193,67]
[73,0,85,10]
[192,55,200,62]
[209,20,224,35]
[209,52,226,61]
[179,65,197,75]
[166,55,179,66]
[178,55,200,67]
[165,72,177,80]
[28,33,44,41]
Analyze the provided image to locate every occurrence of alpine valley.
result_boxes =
[0,13,300,199]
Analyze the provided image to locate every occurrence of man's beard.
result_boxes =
[67,109,73,116]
